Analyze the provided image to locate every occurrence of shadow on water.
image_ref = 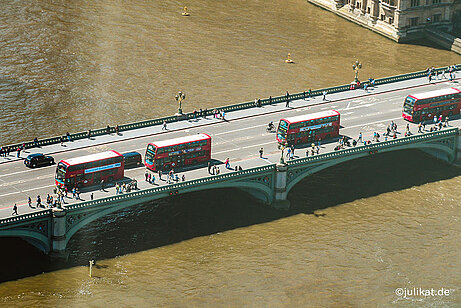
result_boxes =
[0,149,459,283]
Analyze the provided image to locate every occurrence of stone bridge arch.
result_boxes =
[285,133,457,194]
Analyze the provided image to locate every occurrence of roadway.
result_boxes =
[1,76,460,218]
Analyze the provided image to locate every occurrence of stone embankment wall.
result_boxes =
[425,28,461,55]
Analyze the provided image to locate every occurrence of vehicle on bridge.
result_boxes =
[276,110,340,146]
[24,153,54,168]
[55,150,124,188]
[144,133,211,171]
[402,87,461,123]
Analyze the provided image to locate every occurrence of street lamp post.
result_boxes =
[279,146,285,165]
[352,60,362,83]
[175,91,186,115]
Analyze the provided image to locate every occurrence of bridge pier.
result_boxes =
[50,208,69,260]
[455,131,461,167]
[271,163,291,210]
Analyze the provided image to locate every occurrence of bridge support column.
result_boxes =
[271,163,291,210]
[455,131,461,167]
[50,208,69,260]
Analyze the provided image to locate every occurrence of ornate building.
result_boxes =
[309,0,461,42]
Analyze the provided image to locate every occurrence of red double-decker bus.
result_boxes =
[276,110,340,146]
[402,87,461,122]
[55,150,124,188]
[145,133,211,171]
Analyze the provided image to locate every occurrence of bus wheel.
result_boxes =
[108,176,114,183]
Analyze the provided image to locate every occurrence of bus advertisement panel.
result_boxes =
[276,110,340,146]
[402,87,461,122]
[145,133,211,171]
[55,150,124,188]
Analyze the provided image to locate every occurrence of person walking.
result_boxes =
[16,147,21,158]
[100,179,105,191]
[12,204,18,216]
[207,162,212,174]
[322,90,327,101]
[37,195,42,208]
[358,132,362,143]
[182,175,185,181]
[285,91,290,107]
[145,171,149,182]
[259,147,264,158]
[28,196,33,208]
[417,122,422,133]
[225,158,230,169]
[90,193,94,201]
[158,170,162,180]
[162,121,167,130]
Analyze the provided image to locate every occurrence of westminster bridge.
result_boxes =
[0,66,460,257]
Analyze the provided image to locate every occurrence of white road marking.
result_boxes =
[213,140,275,155]
[0,184,55,198]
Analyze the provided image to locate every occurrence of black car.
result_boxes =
[122,152,142,168]
[24,153,54,168]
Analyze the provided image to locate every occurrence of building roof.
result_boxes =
[411,87,461,100]
[282,110,340,124]
[151,133,210,148]
[62,150,121,165]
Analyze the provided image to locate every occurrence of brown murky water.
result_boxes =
[0,0,460,307]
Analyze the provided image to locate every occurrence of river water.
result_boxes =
[0,0,460,307]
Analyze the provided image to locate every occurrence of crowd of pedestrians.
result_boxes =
[427,65,457,83]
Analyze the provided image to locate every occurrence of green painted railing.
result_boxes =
[65,164,275,211]
[286,128,459,166]
[0,210,52,228]
[1,65,458,153]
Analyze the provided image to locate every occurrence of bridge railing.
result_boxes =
[65,164,276,211]
[286,128,459,166]
[0,210,52,228]
[1,65,459,153]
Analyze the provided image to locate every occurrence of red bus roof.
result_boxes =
[61,150,122,166]
[281,110,340,124]
[409,87,461,100]
[150,133,211,148]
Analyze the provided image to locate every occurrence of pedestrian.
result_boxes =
[438,114,443,123]
[433,115,437,125]
[175,174,179,182]
[222,111,226,120]
[316,146,320,154]
[216,166,220,175]
[290,145,295,156]
[91,193,94,201]
[225,158,230,169]
[269,96,272,104]
[100,179,105,191]
[207,162,211,174]
[151,174,156,184]
[418,122,422,133]
[16,147,21,158]
[428,73,432,83]
[364,83,368,92]
[358,132,362,143]
[72,187,76,199]
[308,88,312,98]
[158,170,162,180]
[37,195,42,208]
[238,166,243,171]
[34,137,39,147]
[28,196,32,208]
[306,149,309,157]
[87,129,91,139]
[182,174,185,181]
[285,91,290,107]
[145,171,149,181]
[162,121,167,130]
[12,204,18,215]
[445,115,449,127]
[259,147,264,158]
[322,90,327,101]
